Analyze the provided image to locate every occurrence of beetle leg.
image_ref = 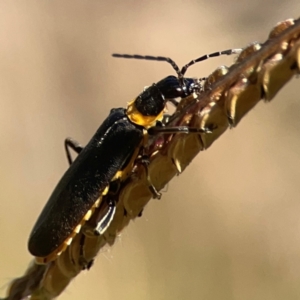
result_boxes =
[139,154,162,199]
[167,98,179,107]
[108,179,121,195]
[94,199,116,235]
[81,196,116,238]
[148,124,217,135]
[64,137,84,165]
[148,183,162,200]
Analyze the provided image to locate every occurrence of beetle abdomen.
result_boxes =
[28,108,143,258]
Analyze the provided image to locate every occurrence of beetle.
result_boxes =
[28,48,241,264]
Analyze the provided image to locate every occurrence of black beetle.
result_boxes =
[28,48,241,264]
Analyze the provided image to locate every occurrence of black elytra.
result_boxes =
[28,108,144,258]
[28,48,240,262]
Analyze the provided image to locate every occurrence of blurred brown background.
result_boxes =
[1,1,300,300]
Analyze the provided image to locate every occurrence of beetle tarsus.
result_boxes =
[149,185,162,199]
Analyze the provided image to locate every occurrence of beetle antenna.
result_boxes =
[112,53,185,85]
[180,48,242,76]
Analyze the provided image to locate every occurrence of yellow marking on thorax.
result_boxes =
[126,99,164,128]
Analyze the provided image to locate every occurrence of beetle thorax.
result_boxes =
[126,84,165,128]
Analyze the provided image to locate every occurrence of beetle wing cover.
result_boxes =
[28,108,143,257]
